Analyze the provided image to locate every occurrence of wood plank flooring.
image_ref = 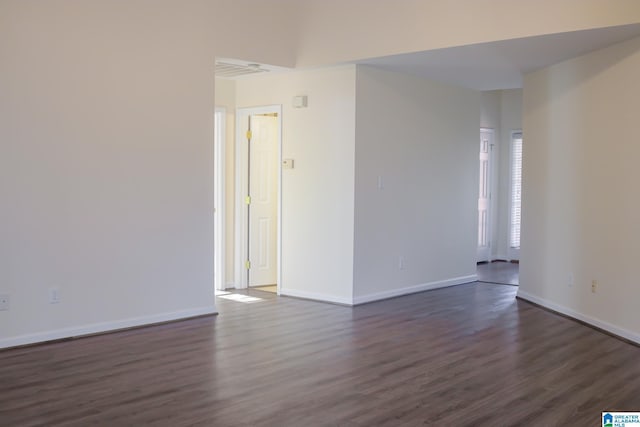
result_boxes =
[1,283,639,426]
[249,285,278,294]
[477,261,519,285]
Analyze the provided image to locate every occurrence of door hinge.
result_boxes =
[245,260,251,270]
[246,130,252,140]
[245,196,251,205]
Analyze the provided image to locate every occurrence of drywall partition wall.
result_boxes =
[0,1,218,348]
[234,66,357,304]
[353,66,479,303]
[295,0,640,67]
[214,78,237,287]
[480,91,501,131]
[519,35,640,343]
[213,0,298,68]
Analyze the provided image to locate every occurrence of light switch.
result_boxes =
[282,159,295,169]
[292,96,307,108]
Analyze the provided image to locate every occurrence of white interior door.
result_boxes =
[248,114,278,287]
[477,128,493,262]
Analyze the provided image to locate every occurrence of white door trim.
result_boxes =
[214,107,226,291]
[234,105,282,292]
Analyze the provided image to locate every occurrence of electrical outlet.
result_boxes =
[398,256,405,270]
[591,280,598,294]
[568,273,574,288]
[49,287,61,304]
[0,294,9,311]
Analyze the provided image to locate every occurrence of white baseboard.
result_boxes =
[0,306,218,350]
[517,290,640,345]
[353,275,477,305]
[492,254,510,262]
[279,288,353,306]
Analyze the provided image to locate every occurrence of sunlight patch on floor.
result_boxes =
[215,290,264,304]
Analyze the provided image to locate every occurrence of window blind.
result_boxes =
[510,132,523,249]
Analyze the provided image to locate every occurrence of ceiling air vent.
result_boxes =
[215,61,268,78]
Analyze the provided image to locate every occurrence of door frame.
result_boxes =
[214,107,226,291]
[234,105,282,292]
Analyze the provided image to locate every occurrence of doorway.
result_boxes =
[477,128,494,262]
[235,106,282,293]
[475,128,521,286]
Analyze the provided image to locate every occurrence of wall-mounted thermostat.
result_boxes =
[282,159,295,169]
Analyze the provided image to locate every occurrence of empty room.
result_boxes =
[2,1,640,425]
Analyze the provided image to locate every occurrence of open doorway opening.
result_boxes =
[235,106,282,294]
[477,128,494,263]
[475,124,522,286]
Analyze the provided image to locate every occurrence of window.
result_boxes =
[510,132,523,249]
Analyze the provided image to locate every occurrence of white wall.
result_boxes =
[213,0,298,68]
[0,0,311,348]
[4,0,637,348]
[480,91,501,131]
[295,0,640,67]
[0,1,219,347]
[214,78,237,287]
[234,67,357,304]
[519,35,640,343]
[352,66,479,303]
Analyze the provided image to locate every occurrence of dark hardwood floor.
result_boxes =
[1,283,639,426]
[477,261,519,285]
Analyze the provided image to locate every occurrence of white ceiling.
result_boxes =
[356,24,640,90]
